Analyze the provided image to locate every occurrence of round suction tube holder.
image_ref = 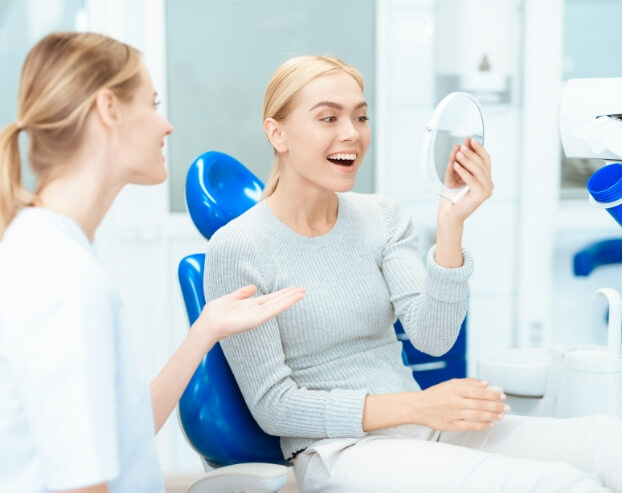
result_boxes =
[587,162,622,227]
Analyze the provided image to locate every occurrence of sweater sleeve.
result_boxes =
[378,196,473,356]
[204,226,367,440]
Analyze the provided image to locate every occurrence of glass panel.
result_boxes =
[165,0,376,213]
[0,0,86,192]
[560,0,622,198]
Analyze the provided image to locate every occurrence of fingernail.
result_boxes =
[480,380,489,386]
[497,413,505,420]
[460,145,468,151]
[503,404,511,412]
[457,151,464,158]
[500,393,507,400]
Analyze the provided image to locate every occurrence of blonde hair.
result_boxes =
[261,55,364,198]
[0,31,143,238]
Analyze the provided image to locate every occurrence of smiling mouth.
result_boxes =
[327,152,357,167]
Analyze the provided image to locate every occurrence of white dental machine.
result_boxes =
[478,78,622,419]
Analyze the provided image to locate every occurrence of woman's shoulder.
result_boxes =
[205,202,275,264]
[0,209,112,300]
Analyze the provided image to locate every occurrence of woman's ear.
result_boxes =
[93,88,122,129]
[263,118,288,153]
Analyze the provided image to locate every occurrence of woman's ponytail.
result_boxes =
[0,122,34,238]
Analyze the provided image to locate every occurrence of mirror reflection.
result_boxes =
[423,92,485,201]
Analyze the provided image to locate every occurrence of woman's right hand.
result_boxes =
[412,378,509,431]
[193,285,305,349]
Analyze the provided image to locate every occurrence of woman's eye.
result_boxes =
[356,115,369,122]
[321,116,336,123]
[154,100,161,108]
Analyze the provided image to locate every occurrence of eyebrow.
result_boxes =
[309,101,368,111]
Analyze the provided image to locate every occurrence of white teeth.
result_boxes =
[328,153,357,160]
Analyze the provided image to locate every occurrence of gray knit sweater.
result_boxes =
[203,192,473,460]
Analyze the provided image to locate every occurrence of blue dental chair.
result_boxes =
[177,151,467,492]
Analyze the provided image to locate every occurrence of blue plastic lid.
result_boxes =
[587,162,622,203]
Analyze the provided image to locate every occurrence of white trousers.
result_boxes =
[293,415,622,492]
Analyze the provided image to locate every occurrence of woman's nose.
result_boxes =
[339,119,359,142]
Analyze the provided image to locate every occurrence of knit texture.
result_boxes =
[203,192,473,460]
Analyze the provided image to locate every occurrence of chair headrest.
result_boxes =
[185,151,264,240]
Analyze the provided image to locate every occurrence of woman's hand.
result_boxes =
[439,137,493,224]
[433,137,493,267]
[411,378,508,431]
[192,285,305,349]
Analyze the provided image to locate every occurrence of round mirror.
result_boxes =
[421,92,485,203]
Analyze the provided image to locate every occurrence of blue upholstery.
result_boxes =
[178,150,466,468]
[178,253,285,467]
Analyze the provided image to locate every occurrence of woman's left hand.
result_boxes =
[439,137,493,224]
[192,285,305,350]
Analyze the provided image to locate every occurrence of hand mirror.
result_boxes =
[421,92,485,203]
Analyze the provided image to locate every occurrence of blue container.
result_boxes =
[587,162,622,227]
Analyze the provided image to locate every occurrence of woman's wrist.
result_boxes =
[434,221,464,268]
[188,319,217,355]
[362,392,420,431]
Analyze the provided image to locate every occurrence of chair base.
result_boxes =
[186,462,290,493]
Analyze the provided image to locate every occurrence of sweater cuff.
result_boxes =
[325,388,368,438]
[425,245,473,302]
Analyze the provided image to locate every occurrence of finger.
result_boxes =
[460,410,503,423]
[465,387,508,402]
[256,288,305,310]
[455,147,486,180]
[444,145,464,187]
[459,378,488,386]
[462,398,509,414]
[453,161,492,199]
[257,290,305,319]
[468,138,491,167]
[451,419,495,431]
[255,287,305,305]
[232,284,257,300]
[451,162,476,189]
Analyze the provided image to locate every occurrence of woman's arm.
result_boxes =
[435,137,493,268]
[150,285,304,433]
[362,379,508,432]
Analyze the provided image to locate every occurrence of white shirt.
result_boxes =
[0,208,163,492]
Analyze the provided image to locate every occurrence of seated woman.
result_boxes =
[204,55,622,492]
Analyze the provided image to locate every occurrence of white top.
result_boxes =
[0,208,163,492]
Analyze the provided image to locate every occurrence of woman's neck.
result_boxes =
[266,183,339,237]
[35,162,122,242]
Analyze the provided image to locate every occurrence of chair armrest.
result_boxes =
[186,462,290,493]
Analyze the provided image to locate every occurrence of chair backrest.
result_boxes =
[179,151,285,467]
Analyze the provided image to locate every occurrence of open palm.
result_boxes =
[198,285,305,341]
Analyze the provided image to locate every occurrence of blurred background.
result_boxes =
[1,0,621,478]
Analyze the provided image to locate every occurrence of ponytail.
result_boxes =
[0,31,143,238]
[0,122,34,238]
[262,161,281,199]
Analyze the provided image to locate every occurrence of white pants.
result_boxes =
[293,415,622,492]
